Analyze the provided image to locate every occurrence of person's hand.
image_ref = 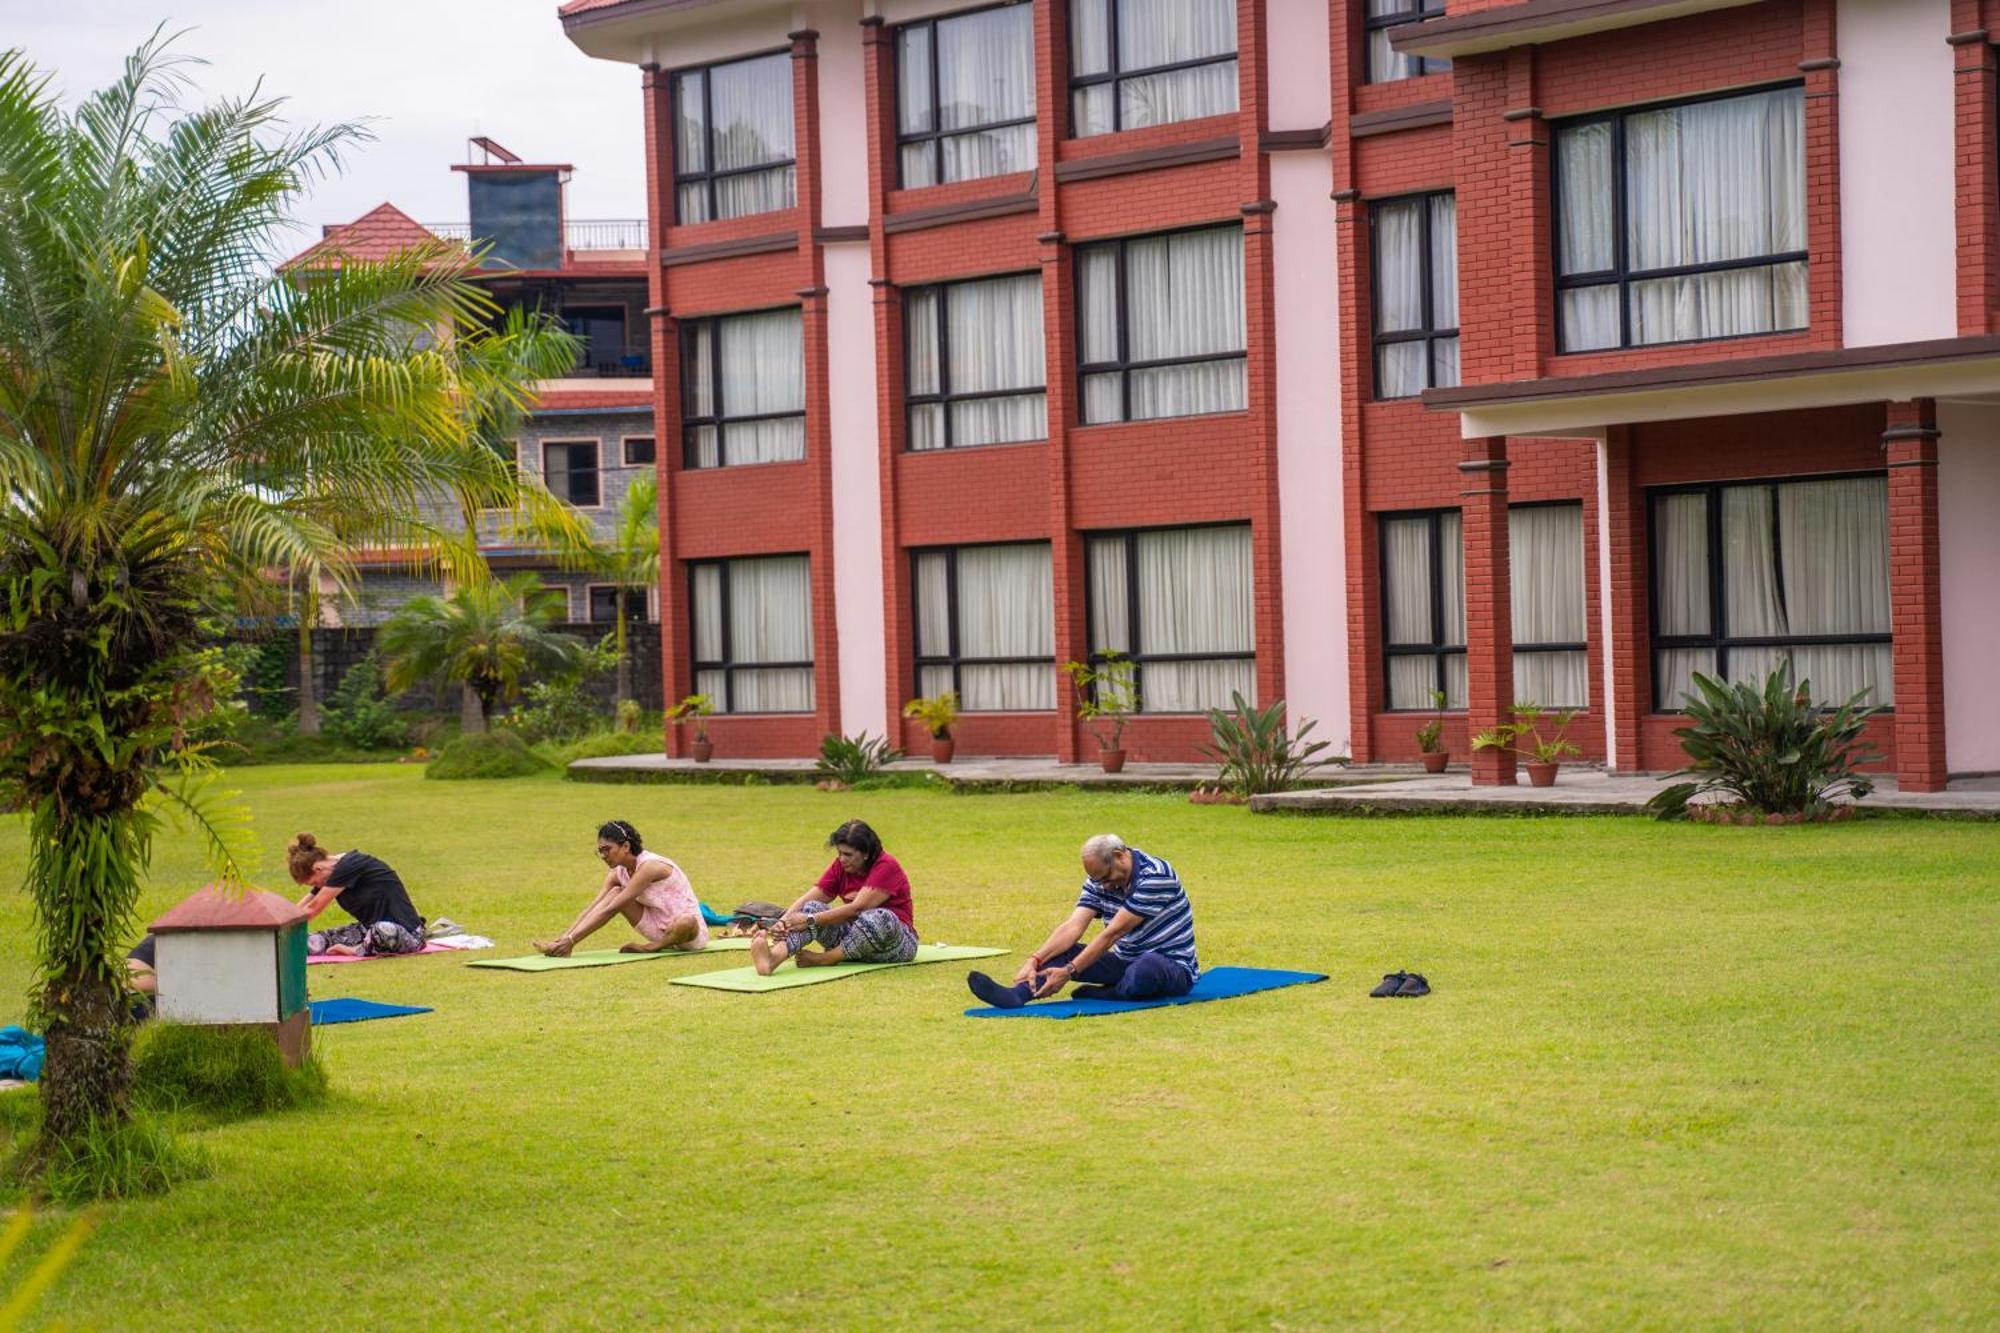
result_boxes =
[1012,958,1040,987]
[779,910,810,932]
[1031,965,1072,999]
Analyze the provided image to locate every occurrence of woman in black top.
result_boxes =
[286,832,427,956]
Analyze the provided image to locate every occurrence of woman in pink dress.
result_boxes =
[534,820,709,957]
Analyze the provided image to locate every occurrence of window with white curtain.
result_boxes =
[1649,474,1891,712]
[1365,0,1449,83]
[1372,192,1458,399]
[897,3,1037,188]
[673,53,796,223]
[1069,0,1238,137]
[689,554,815,713]
[1086,525,1254,712]
[912,543,1056,710]
[1555,85,1806,352]
[906,274,1047,450]
[1381,510,1465,710]
[1510,503,1588,708]
[1077,225,1246,424]
[681,309,806,468]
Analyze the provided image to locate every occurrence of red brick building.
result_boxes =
[561,0,2000,790]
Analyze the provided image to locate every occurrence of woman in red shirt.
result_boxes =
[751,820,918,976]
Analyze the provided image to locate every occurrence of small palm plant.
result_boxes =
[1645,666,1881,821]
[902,691,960,763]
[378,574,585,731]
[1197,693,1335,799]
[1472,703,1582,786]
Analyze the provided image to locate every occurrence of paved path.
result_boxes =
[1251,769,2000,818]
[568,753,1408,791]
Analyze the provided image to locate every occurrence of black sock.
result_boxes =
[1070,984,1116,1001]
[967,971,1029,1009]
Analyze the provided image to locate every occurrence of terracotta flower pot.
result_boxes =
[691,739,713,763]
[931,735,955,764]
[1419,751,1449,774]
[1099,748,1127,774]
[1524,760,1558,787]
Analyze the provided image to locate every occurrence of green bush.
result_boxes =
[815,732,901,784]
[1198,692,1337,797]
[427,729,550,780]
[320,655,409,751]
[1647,665,1881,820]
[533,727,663,767]
[133,1023,329,1121]
[496,635,617,744]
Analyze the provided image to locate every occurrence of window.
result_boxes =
[531,584,573,620]
[542,441,601,508]
[1087,525,1254,712]
[913,543,1056,709]
[897,3,1036,188]
[690,555,815,713]
[1511,503,1588,708]
[906,274,1046,450]
[1555,85,1806,352]
[1372,192,1458,398]
[563,306,632,375]
[1077,226,1245,424]
[1365,0,1449,83]
[623,436,656,467]
[673,52,796,223]
[681,309,806,468]
[1381,510,1465,710]
[1069,0,1237,137]
[1650,475,1890,711]
[588,586,650,624]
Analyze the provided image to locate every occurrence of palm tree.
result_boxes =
[0,37,577,1156]
[377,573,585,731]
[593,476,659,709]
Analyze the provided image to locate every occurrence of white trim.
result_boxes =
[620,433,659,468]
[1595,436,1619,770]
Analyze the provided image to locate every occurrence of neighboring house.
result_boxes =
[553,0,2000,789]
[280,139,657,633]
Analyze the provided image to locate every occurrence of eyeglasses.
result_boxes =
[595,844,616,859]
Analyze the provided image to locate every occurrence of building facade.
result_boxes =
[559,0,2000,789]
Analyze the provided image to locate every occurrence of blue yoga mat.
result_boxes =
[965,966,1327,1019]
[308,998,433,1026]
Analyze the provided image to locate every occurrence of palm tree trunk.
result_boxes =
[295,613,319,737]
[614,602,630,710]
[460,681,485,735]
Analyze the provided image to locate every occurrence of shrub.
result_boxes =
[3,1103,208,1204]
[427,730,550,780]
[1646,666,1882,820]
[499,635,617,744]
[815,732,901,785]
[1198,692,1337,797]
[533,728,663,766]
[133,1023,329,1121]
[320,655,409,751]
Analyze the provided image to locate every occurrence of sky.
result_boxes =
[6,0,648,251]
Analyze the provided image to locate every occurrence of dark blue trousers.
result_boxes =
[1038,944,1195,1001]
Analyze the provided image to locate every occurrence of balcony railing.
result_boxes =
[422,219,648,251]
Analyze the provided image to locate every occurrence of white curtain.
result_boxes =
[1510,505,1588,707]
[674,72,709,223]
[1375,199,1425,397]
[939,6,1036,182]
[1367,0,1447,82]
[1078,247,1124,423]
[1778,477,1891,705]
[1556,120,1619,352]
[948,275,1046,445]
[725,555,813,712]
[1124,228,1246,421]
[1654,492,1710,637]
[707,54,795,221]
[1136,526,1254,711]
[1071,0,1236,136]
[1088,536,1129,653]
[905,289,944,450]
[957,544,1056,709]
[1429,194,1459,388]
[1384,513,1465,709]
[719,310,805,464]
[898,26,935,186]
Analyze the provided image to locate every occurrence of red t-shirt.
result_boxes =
[815,852,915,928]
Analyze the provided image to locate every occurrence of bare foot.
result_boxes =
[619,937,665,954]
[750,930,777,976]
[532,938,572,958]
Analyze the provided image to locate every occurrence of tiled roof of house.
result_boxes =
[532,389,654,412]
[282,203,453,271]
[151,885,307,933]
[557,0,633,16]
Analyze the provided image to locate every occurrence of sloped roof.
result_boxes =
[282,203,451,272]
[152,885,307,933]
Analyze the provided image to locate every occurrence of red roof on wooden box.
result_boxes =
[151,886,307,933]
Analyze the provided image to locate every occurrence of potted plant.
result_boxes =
[668,693,715,762]
[1061,653,1137,773]
[901,691,960,764]
[1415,688,1449,774]
[1472,702,1581,787]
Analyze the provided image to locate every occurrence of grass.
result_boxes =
[1,764,1996,1326]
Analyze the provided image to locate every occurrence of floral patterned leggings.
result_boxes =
[784,900,918,963]
[308,922,427,957]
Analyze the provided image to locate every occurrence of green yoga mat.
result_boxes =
[671,944,1008,992]
[468,938,754,972]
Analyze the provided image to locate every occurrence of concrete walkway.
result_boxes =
[567,753,1409,791]
[1251,769,2000,818]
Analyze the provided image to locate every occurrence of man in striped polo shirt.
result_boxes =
[966,833,1198,1009]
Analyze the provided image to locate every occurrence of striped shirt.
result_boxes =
[1077,848,1198,978]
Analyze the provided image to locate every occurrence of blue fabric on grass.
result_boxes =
[0,1026,45,1080]
[700,902,735,927]
[308,999,432,1026]
[964,967,1326,1019]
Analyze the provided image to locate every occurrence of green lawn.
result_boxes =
[3,765,1997,1328]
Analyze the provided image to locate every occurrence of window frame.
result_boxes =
[531,584,574,621]
[1363,0,1449,84]
[1551,81,1809,354]
[1379,507,1465,713]
[903,272,1047,451]
[1067,0,1239,138]
[540,438,603,510]
[621,435,657,467]
[1646,470,1893,714]
[1509,499,1589,704]
[586,583,651,626]
[1369,190,1458,400]
[686,555,816,715]
[1083,521,1256,715]
[670,49,797,226]
[678,307,807,470]
[894,1,1038,189]
[1073,223,1248,426]
[910,541,1057,710]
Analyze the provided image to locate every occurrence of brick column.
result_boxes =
[1885,399,1948,791]
[1461,437,1515,785]
[1949,12,1998,334]
[640,64,688,756]
[1601,425,1650,771]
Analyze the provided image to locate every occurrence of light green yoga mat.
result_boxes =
[671,944,1008,992]
[468,938,754,972]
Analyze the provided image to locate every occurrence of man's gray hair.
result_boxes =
[1080,833,1127,865]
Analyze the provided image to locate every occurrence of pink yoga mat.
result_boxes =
[307,942,455,965]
